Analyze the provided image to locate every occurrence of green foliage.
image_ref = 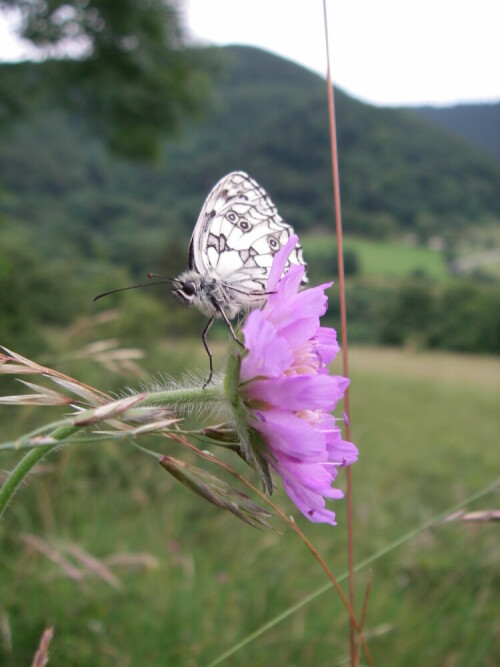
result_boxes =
[414,102,500,163]
[378,282,437,347]
[0,221,88,354]
[0,0,216,158]
[376,279,500,354]
[428,283,500,353]
[301,237,359,282]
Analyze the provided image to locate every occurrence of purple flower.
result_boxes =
[239,235,358,525]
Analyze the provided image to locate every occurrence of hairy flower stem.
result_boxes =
[0,424,77,519]
[138,384,224,409]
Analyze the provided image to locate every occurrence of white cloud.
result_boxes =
[185,0,500,106]
[1,1,499,106]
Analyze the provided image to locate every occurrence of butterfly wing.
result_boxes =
[189,171,307,294]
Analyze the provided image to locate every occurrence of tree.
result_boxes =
[0,0,215,158]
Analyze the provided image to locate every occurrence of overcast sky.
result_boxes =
[1,0,499,107]
[185,0,500,107]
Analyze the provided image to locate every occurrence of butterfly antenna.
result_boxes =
[94,280,174,302]
[148,273,182,283]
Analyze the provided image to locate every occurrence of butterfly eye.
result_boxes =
[182,281,196,296]
[239,220,251,231]
[269,238,279,249]
[226,212,238,223]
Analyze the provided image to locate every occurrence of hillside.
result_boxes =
[159,46,500,243]
[1,46,500,357]
[412,102,500,162]
[1,45,499,275]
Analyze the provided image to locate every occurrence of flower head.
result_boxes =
[237,235,358,525]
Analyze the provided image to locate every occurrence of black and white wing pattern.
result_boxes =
[188,171,307,293]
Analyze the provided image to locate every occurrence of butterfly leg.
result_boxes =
[201,316,215,388]
[214,303,245,349]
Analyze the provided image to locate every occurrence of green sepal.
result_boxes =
[223,351,274,494]
[224,351,241,407]
[247,428,275,495]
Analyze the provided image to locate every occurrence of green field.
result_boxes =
[303,234,450,280]
[0,343,499,666]
[303,232,500,282]
[346,237,448,279]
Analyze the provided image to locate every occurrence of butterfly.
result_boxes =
[171,171,307,385]
[95,171,307,386]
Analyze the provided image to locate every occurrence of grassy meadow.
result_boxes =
[1,341,498,666]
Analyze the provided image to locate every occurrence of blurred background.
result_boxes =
[0,1,499,665]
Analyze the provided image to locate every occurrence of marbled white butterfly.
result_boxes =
[172,171,307,384]
[95,171,307,385]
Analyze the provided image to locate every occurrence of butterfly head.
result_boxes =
[172,271,203,305]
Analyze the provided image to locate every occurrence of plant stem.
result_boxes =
[322,3,356,663]
[0,384,225,518]
[138,384,224,408]
[0,424,77,519]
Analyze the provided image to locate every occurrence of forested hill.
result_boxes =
[1,45,499,275]
[163,46,500,240]
[411,102,500,162]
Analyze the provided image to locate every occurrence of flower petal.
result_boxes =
[280,469,337,525]
[314,327,340,365]
[326,436,359,466]
[265,283,331,330]
[267,234,299,291]
[241,311,293,381]
[246,374,349,411]
[236,231,358,526]
[278,459,344,499]
[279,264,305,299]
[251,409,326,462]
[277,317,321,351]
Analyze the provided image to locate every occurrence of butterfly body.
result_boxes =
[172,171,307,385]
[172,269,264,319]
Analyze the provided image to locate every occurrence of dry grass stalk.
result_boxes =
[0,611,12,653]
[63,339,146,378]
[103,553,160,571]
[30,627,54,667]
[0,347,110,405]
[65,544,122,590]
[21,535,146,590]
[21,534,86,585]
[442,509,500,523]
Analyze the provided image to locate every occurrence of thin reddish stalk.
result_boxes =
[355,570,373,666]
[322,1,356,664]
[167,431,373,667]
